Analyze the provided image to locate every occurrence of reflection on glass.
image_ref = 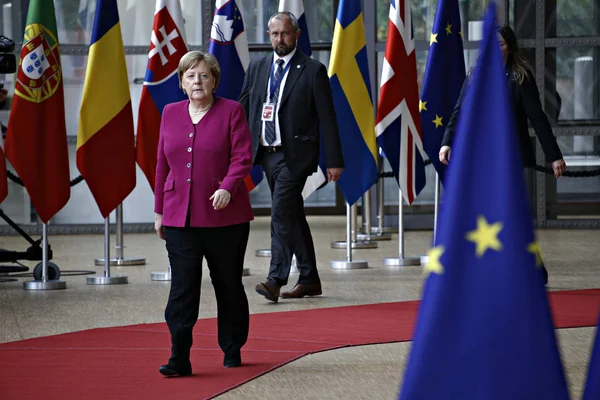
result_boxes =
[54,0,204,46]
[554,47,599,121]
[376,0,494,43]
[553,0,599,37]
[556,136,600,202]
[242,0,334,44]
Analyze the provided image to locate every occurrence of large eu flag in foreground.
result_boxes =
[399,3,569,399]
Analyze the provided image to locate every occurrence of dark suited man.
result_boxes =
[238,12,344,303]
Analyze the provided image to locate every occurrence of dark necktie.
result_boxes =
[265,59,285,145]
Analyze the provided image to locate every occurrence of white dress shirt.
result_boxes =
[260,48,297,146]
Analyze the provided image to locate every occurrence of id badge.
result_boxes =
[261,103,275,122]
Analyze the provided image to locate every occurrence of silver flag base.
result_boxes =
[151,271,171,281]
[86,275,128,285]
[255,249,271,257]
[419,255,429,265]
[382,257,421,266]
[330,260,369,269]
[357,233,392,241]
[23,280,67,290]
[366,227,398,234]
[94,257,146,266]
[331,240,378,249]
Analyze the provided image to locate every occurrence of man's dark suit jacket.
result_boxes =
[238,50,344,178]
[442,70,563,167]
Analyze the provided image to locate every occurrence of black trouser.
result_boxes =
[164,222,250,367]
[261,150,319,286]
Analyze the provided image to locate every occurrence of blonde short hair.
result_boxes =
[177,51,221,90]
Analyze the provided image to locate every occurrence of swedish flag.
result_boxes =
[399,3,569,398]
[328,0,378,206]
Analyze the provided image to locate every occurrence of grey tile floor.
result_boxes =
[1,216,599,399]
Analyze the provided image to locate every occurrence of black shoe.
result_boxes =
[223,351,241,368]
[159,362,192,377]
[541,265,548,285]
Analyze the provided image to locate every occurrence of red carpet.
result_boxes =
[1,289,599,399]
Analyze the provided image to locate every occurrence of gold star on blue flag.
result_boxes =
[399,3,569,399]
[420,0,465,185]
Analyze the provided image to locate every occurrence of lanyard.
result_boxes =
[269,60,292,102]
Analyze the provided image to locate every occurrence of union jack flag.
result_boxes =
[375,0,426,205]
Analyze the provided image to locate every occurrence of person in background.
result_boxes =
[238,12,344,303]
[154,51,253,376]
[439,25,567,285]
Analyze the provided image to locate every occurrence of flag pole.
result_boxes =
[420,172,441,265]
[358,186,391,241]
[331,203,368,269]
[23,223,66,290]
[94,204,145,266]
[87,218,128,285]
[369,156,397,235]
[383,188,421,266]
[331,203,378,249]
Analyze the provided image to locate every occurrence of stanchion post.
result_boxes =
[358,187,391,241]
[382,188,421,266]
[331,203,368,269]
[331,203,378,249]
[87,218,128,285]
[23,223,67,290]
[369,163,398,235]
[151,264,172,281]
[94,204,146,266]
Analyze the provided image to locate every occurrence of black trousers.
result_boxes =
[260,150,319,286]
[163,222,250,367]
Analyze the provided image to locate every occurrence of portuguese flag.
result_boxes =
[5,0,70,223]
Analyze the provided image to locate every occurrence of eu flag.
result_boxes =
[420,0,465,185]
[399,3,569,399]
[583,314,600,400]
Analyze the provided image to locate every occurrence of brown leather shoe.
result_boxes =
[255,281,280,303]
[280,282,322,298]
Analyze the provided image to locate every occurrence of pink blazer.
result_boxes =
[154,97,254,228]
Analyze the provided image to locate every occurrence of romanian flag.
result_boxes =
[5,0,70,223]
[77,0,136,218]
[328,0,378,206]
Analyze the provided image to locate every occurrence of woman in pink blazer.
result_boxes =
[154,51,253,377]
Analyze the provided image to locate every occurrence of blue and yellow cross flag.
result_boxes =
[328,0,378,206]
[583,313,600,400]
[399,3,569,399]
[420,0,465,185]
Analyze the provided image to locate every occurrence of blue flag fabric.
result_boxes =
[420,0,465,185]
[583,314,600,400]
[399,3,569,399]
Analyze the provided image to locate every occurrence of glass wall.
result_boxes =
[1,0,599,230]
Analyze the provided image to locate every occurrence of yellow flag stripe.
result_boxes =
[77,23,130,149]
[329,17,377,162]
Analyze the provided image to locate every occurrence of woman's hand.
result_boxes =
[155,214,165,240]
[210,189,231,210]
[439,146,452,165]
[552,159,567,178]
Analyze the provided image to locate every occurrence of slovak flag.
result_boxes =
[136,0,188,193]
[375,0,426,205]
[278,0,327,200]
[209,0,264,191]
